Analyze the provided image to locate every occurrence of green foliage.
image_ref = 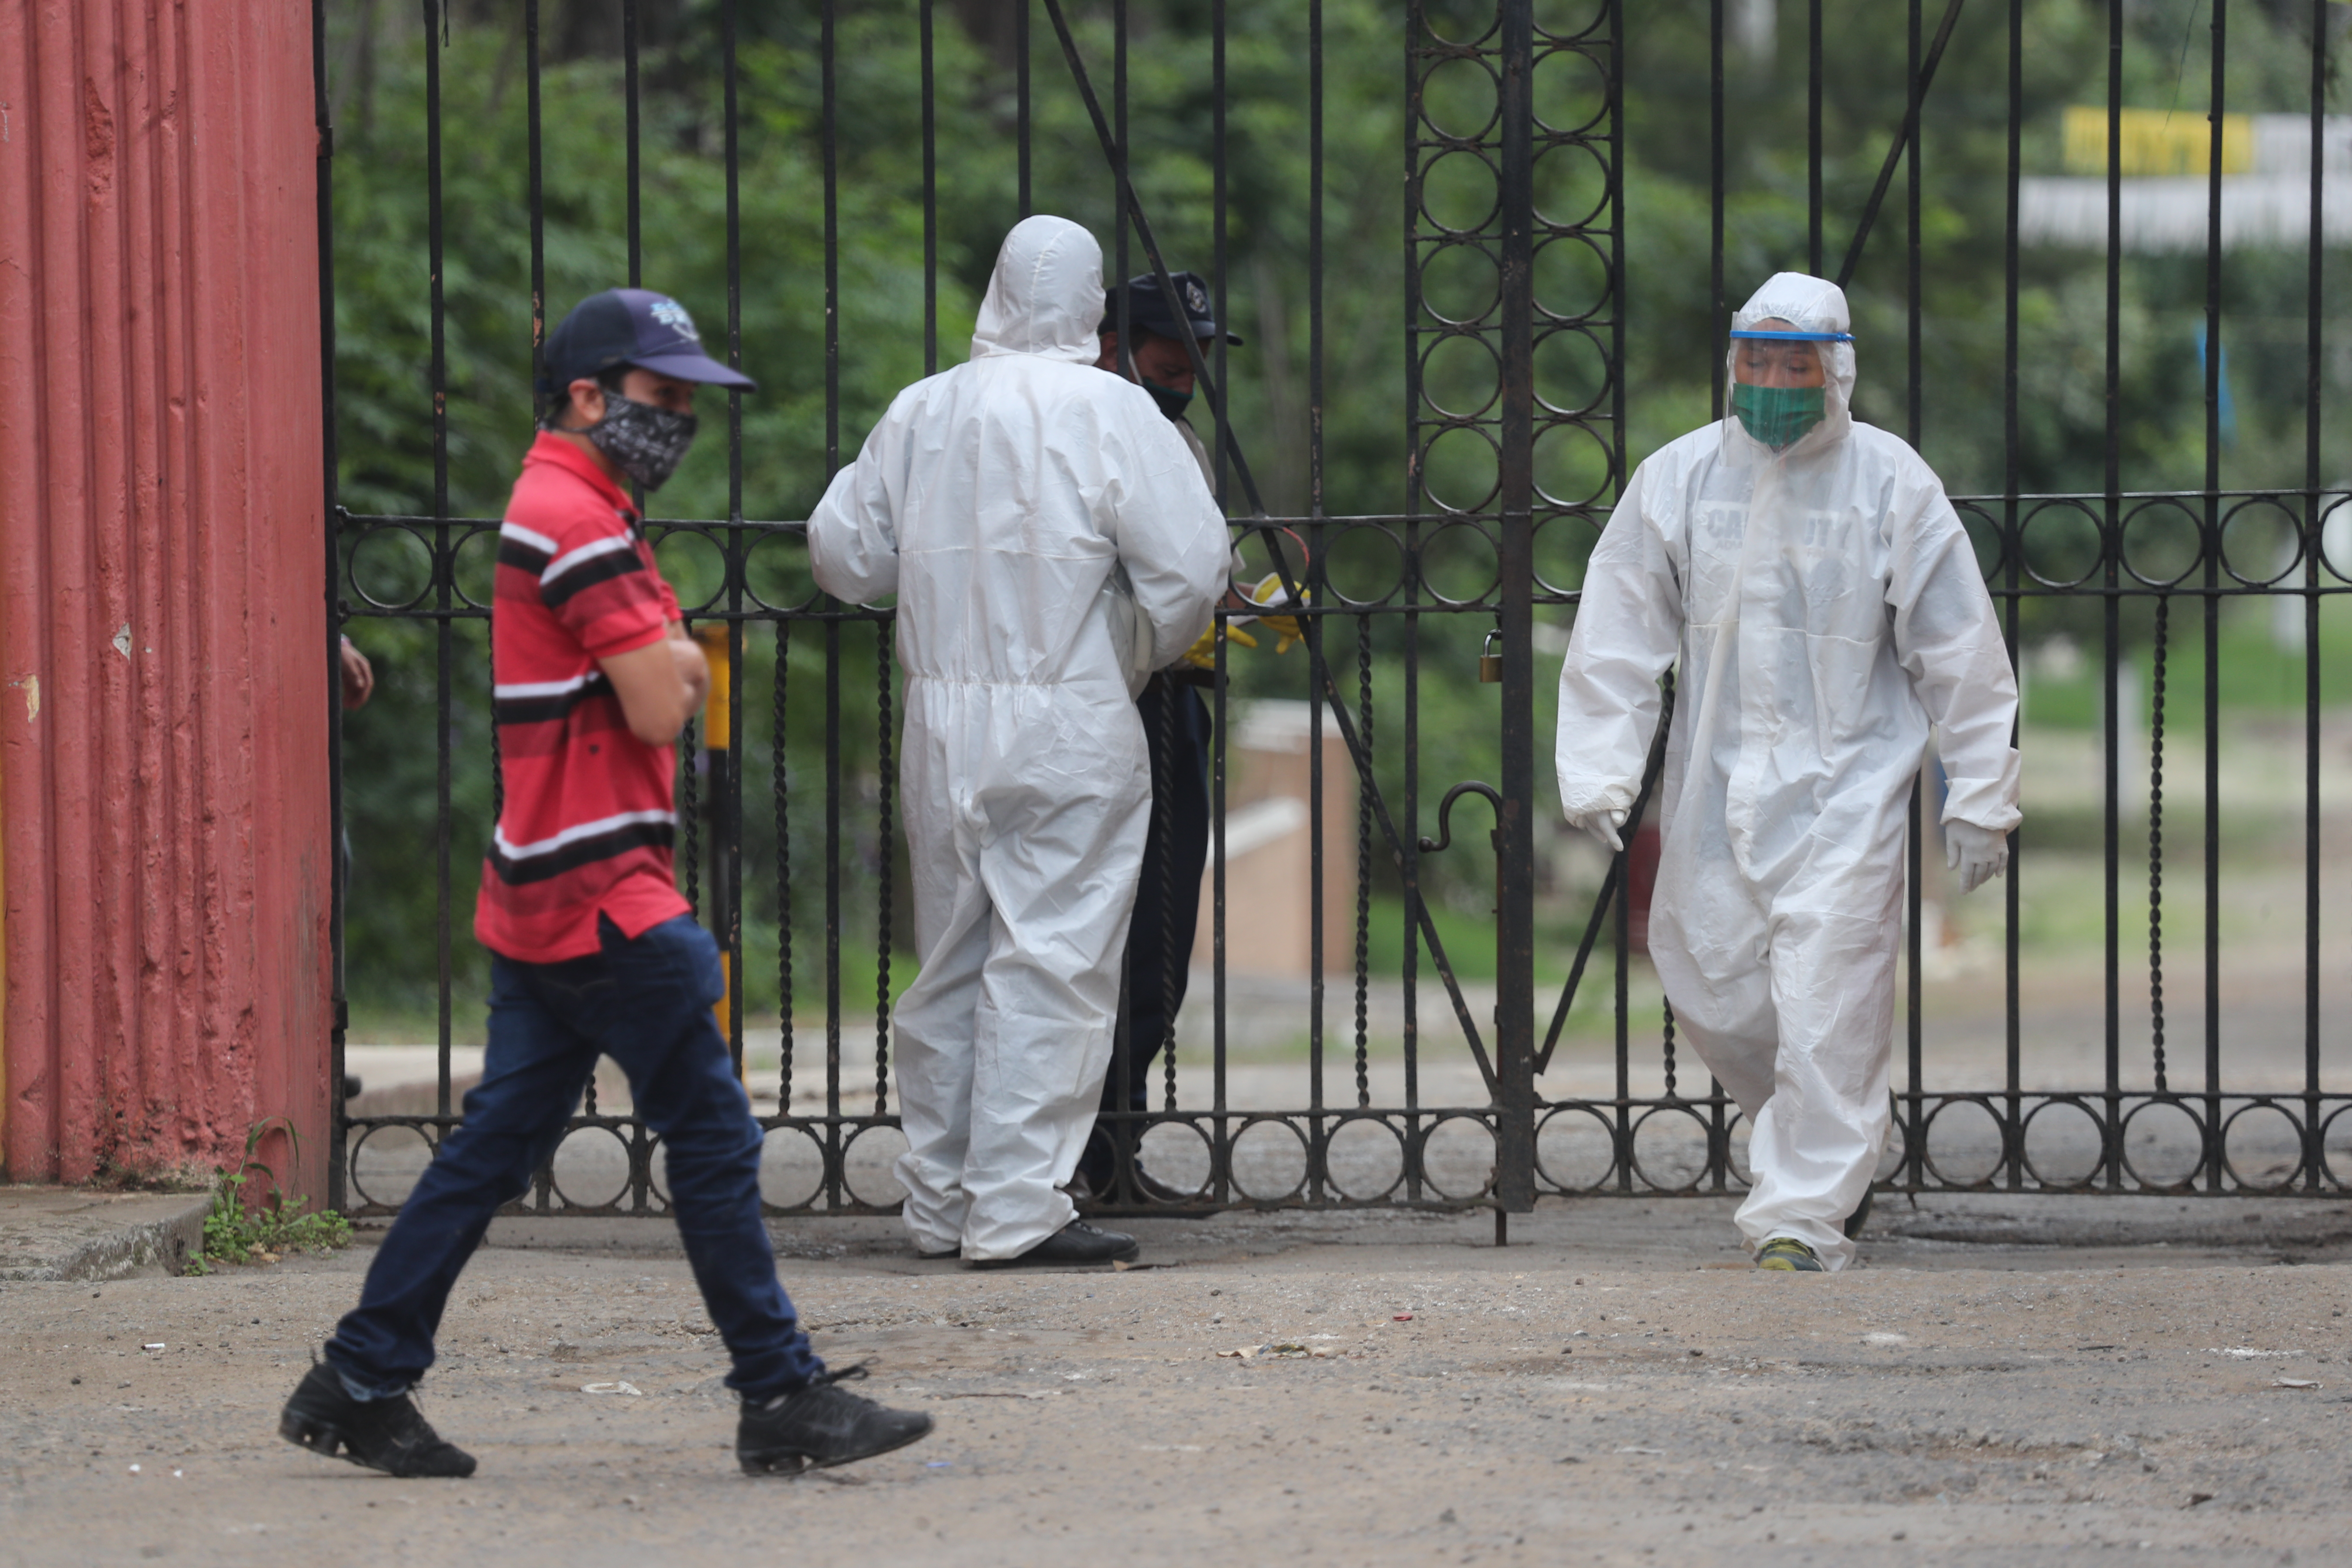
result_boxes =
[183,1121,352,1275]
[327,1,2348,1023]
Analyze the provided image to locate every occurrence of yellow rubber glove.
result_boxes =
[1180,622,1257,671]
[1248,573,1309,654]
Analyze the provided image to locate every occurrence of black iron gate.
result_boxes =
[322,0,2349,1223]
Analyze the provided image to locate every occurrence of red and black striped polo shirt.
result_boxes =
[473,432,690,963]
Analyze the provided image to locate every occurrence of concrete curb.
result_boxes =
[0,1190,211,1282]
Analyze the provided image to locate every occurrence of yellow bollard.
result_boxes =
[692,625,745,1099]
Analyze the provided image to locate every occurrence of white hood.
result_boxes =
[970,214,1105,365]
[1726,270,1856,450]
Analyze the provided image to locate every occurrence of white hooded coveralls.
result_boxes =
[1555,273,2020,1270]
[807,217,1230,1260]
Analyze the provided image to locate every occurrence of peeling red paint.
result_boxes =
[0,1,331,1197]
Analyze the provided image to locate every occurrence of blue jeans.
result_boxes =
[326,913,823,1404]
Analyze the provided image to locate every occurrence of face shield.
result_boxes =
[1727,325,1851,450]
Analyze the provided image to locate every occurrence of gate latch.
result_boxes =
[1478,628,1503,684]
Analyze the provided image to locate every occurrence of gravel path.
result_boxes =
[3,1198,2348,1566]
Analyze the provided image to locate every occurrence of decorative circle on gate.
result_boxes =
[1534,325,1610,419]
[1420,518,1502,602]
[1532,235,1611,324]
[1136,1120,1215,1204]
[1872,1115,1907,1185]
[1420,429,1504,519]
[549,1125,634,1210]
[647,1135,672,1208]
[1418,1115,1498,1200]
[1920,1097,2007,1188]
[1627,1104,1713,1194]
[1418,54,1502,142]
[1421,332,1504,421]
[1418,241,1502,328]
[2321,496,2352,584]
[1534,0,1612,45]
[1323,1115,1407,1202]
[1725,1111,1755,1189]
[650,526,729,616]
[2018,500,2104,590]
[2119,497,2204,588]
[2317,1102,2352,1190]
[1229,1117,1311,1204]
[349,1122,438,1211]
[1324,522,1409,607]
[2220,1101,2305,1192]
[1531,46,1609,138]
[2119,1098,2206,1190]
[1420,150,1502,237]
[758,1124,828,1211]
[2219,499,2305,588]
[348,523,438,612]
[1531,512,1602,598]
[1534,1104,1616,1193]
[451,524,501,609]
[1420,0,1503,50]
[744,528,823,613]
[842,1123,912,1209]
[1531,142,1611,232]
[1954,502,2006,583]
[1533,421,1615,510]
[2018,1097,2105,1190]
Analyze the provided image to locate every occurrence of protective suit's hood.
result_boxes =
[1725,271,1856,457]
[971,215,1105,365]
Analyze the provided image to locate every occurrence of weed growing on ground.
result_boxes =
[184,1120,352,1275]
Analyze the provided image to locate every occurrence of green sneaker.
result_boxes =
[1756,1237,1825,1272]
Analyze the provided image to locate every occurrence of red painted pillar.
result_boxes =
[0,1,331,1198]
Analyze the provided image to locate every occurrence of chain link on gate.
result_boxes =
[325,0,2347,1222]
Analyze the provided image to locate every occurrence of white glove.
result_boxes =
[1567,807,1627,854]
[1945,820,2009,894]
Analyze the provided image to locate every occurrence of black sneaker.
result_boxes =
[972,1219,1141,1269]
[737,1364,935,1474]
[278,1360,477,1478]
[1844,1186,1874,1240]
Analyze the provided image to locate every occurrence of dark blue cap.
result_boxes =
[1099,271,1243,346]
[539,288,758,394]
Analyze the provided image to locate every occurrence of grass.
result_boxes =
[183,1121,353,1276]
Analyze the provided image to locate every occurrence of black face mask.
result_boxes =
[583,392,698,491]
[1141,378,1195,422]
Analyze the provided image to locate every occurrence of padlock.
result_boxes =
[1478,628,1503,684]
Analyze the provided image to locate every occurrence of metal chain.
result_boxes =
[681,710,701,914]
[874,622,893,1117]
[1354,616,1373,1109]
[775,620,793,1110]
[1661,998,1678,1100]
[1156,675,1181,1117]
[2148,594,2168,1094]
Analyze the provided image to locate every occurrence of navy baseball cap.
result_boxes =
[1099,270,1243,346]
[539,288,758,394]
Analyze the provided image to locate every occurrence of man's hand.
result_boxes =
[339,636,375,711]
[1180,623,1256,671]
[600,623,709,746]
[1945,820,2009,894]
[1566,806,1628,854]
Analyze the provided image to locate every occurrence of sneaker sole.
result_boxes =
[968,1246,1140,1270]
[277,1410,480,1479]
[738,1414,936,1476]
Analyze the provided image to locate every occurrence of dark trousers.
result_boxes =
[326,913,823,1405]
[1080,680,1213,1192]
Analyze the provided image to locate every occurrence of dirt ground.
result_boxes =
[3,1197,2349,1568]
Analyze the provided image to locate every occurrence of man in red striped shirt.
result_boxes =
[283,289,930,1479]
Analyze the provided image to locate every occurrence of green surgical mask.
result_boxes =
[1730,383,1825,449]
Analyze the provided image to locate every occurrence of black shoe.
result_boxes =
[737,1364,935,1474]
[1844,1186,1874,1240]
[278,1360,477,1479]
[916,1246,959,1261]
[972,1219,1140,1268]
[1131,1161,1211,1211]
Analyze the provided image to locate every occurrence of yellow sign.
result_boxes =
[2064,105,2253,177]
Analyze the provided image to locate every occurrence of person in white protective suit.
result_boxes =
[1554,272,2020,1273]
[806,216,1230,1267]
